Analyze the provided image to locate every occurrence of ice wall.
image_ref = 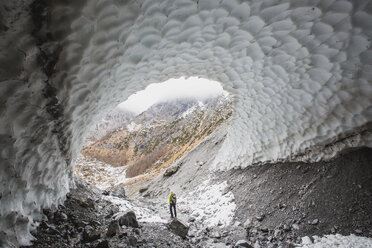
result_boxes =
[0,0,371,246]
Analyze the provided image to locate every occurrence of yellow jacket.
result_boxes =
[169,193,176,204]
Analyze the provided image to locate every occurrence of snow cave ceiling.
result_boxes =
[0,0,372,246]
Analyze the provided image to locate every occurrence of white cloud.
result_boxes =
[118,77,227,114]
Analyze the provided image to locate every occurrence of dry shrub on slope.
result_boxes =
[126,146,168,178]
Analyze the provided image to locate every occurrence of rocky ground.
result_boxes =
[220,147,372,247]
[26,123,372,247]
[128,123,372,247]
[21,177,194,248]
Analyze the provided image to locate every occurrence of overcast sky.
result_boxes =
[118,77,227,114]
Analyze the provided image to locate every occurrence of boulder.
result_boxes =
[139,186,148,193]
[167,219,189,239]
[106,220,120,237]
[118,211,139,228]
[95,240,110,248]
[111,187,126,198]
[163,164,180,177]
[235,240,253,248]
[82,226,101,243]
[79,197,95,208]
[127,236,138,246]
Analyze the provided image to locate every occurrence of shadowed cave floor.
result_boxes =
[22,147,372,248]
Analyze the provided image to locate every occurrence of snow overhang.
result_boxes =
[0,0,371,246]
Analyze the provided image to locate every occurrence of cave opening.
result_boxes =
[1,0,372,247]
[74,76,232,194]
[66,76,238,246]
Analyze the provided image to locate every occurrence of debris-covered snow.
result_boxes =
[106,196,167,224]
[297,234,372,248]
[180,179,236,228]
[75,155,127,189]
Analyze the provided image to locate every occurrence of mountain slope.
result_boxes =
[81,95,232,178]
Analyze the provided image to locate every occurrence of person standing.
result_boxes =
[169,192,177,218]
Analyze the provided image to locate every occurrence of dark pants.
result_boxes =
[170,203,177,218]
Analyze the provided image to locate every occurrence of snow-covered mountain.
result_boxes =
[85,109,135,144]
[81,94,232,177]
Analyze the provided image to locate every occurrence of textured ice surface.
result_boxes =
[1,0,372,246]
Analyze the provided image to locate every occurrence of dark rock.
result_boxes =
[164,164,180,177]
[118,211,139,228]
[235,239,253,247]
[102,190,110,196]
[128,236,138,246]
[82,226,101,243]
[54,211,67,223]
[255,214,265,221]
[95,239,110,248]
[79,198,95,208]
[111,187,126,198]
[139,187,148,193]
[283,224,291,231]
[106,220,120,237]
[167,219,189,239]
[43,209,54,221]
[311,219,319,225]
[119,232,128,239]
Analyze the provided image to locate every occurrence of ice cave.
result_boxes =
[0,0,371,247]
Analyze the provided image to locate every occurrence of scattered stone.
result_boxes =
[139,187,148,193]
[274,229,281,237]
[79,198,95,208]
[127,235,138,246]
[82,226,101,242]
[311,219,319,225]
[164,164,180,177]
[95,239,110,248]
[255,214,264,221]
[102,190,110,196]
[106,220,120,237]
[278,203,286,209]
[167,219,189,239]
[54,211,67,222]
[235,239,253,248]
[118,211,139,228]
[283,224,291,231]
[355,229,363,234]
[292,223,299,230]
[209,231,221,238]
[330,227,336,233]
[188,217,196,222]
[244,218,252,228]
[111,187,126,198]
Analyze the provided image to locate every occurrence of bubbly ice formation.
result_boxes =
[0,0,371,246]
